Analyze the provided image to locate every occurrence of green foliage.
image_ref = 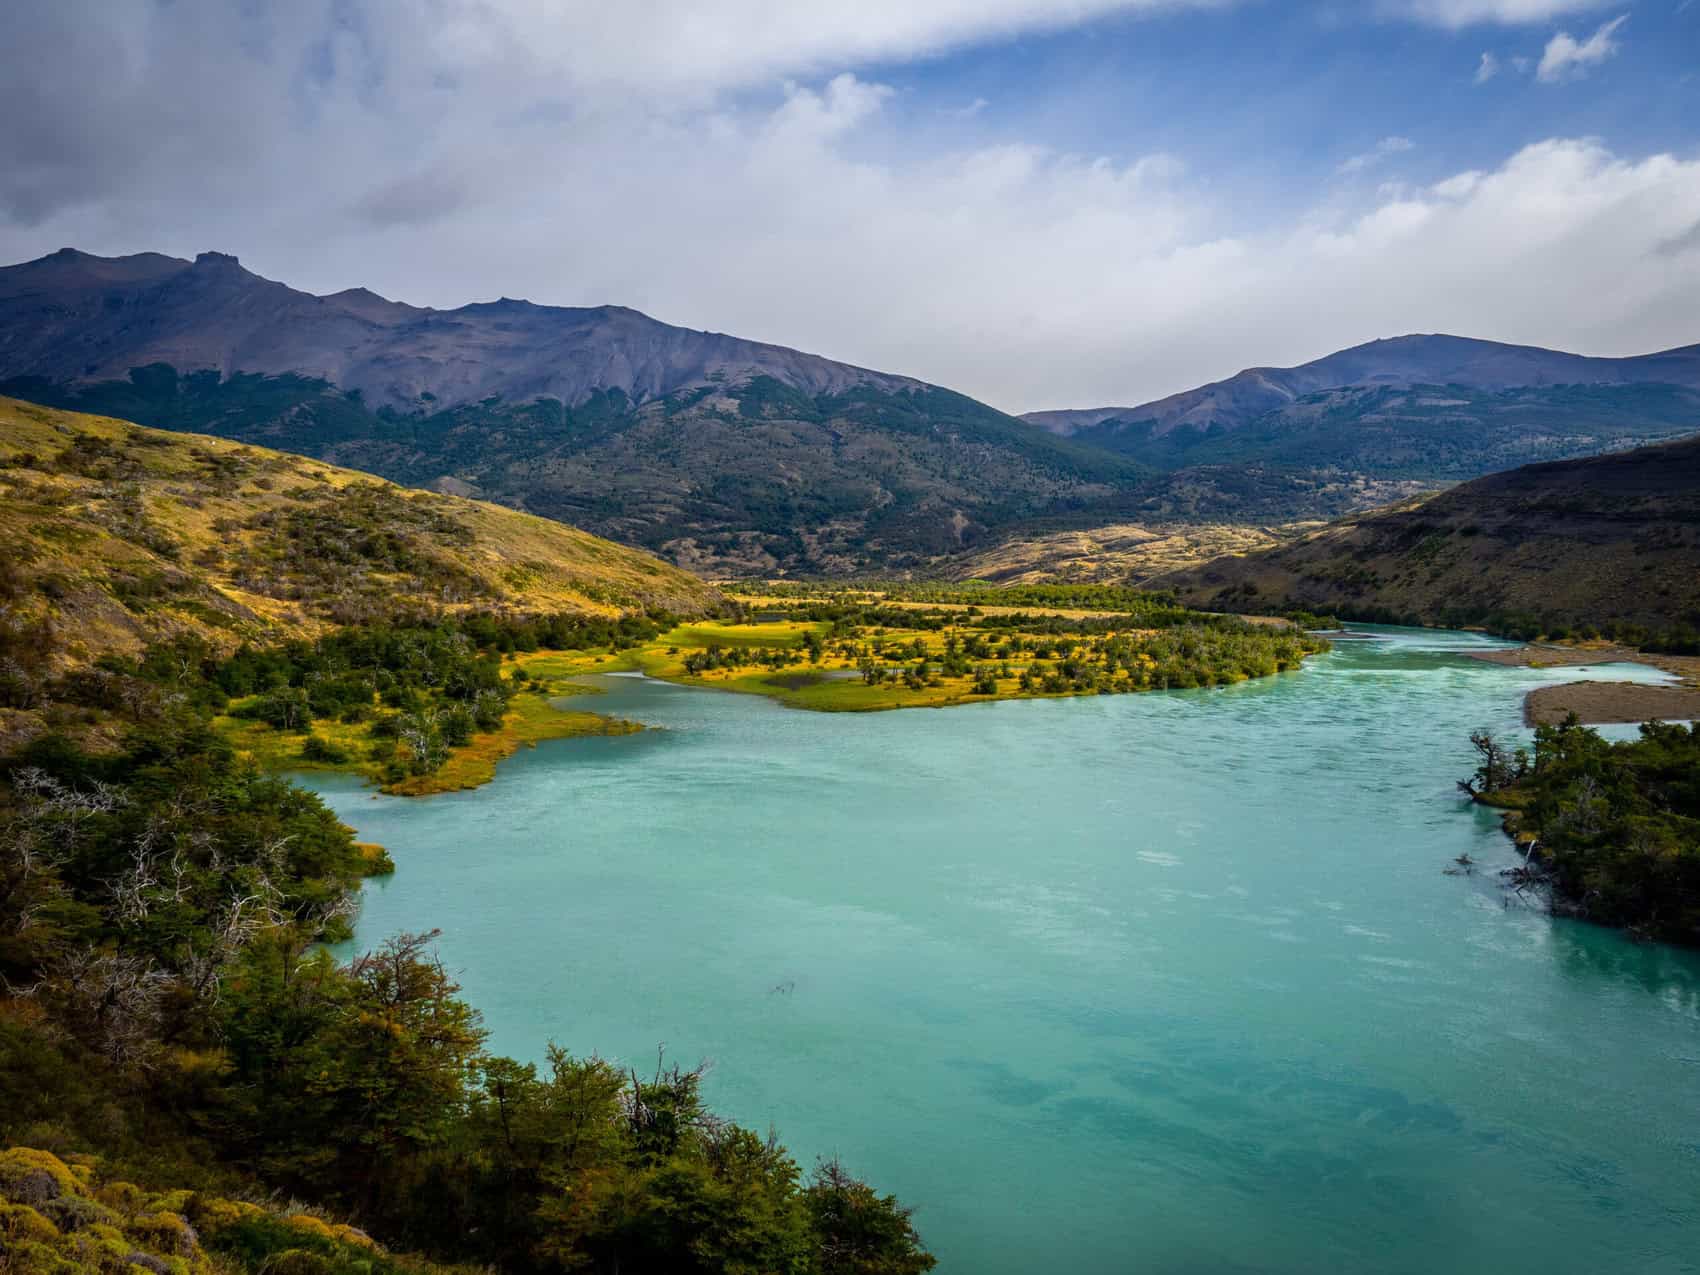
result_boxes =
[175,611,668,779]
[681,643,810,676]
[0,721,366,1048]
[1466,717,1700,944]
[805,1159,937,1275]
[734,580,1181,613]
[204,1214,403,1275]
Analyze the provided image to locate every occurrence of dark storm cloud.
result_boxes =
[351,171,470,228]
[1655,219,1700,259]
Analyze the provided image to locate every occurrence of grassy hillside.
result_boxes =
[1160,434,1700,644]
[943,521,1308,585]
[0,395,718,669]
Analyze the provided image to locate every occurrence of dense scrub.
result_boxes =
[746,594,1328,693]
[28,611,667,788]
[0,1144,419,1275]
[1462,717,1700,945]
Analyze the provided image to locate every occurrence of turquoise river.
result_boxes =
[308,627,1700,1274]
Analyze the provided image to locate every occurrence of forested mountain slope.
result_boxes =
[9,251,1696,572]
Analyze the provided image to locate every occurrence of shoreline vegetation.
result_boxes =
[187,585,1331,799]
[0,606,942,1274]
[598,582,1333,715]
[223,685,645,797]
[1461,716,1700,945]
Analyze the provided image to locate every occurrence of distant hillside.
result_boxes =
[0,250,1143,574]
[0,395,718,670]
[1021,335,1700,489]
[1026,333,1700,437]
[1159,434,1700,640]
[944,521,1302,585]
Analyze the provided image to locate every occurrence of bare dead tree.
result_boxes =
[45,946,179,1067]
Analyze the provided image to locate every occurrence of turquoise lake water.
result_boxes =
[307,628,1700,1274]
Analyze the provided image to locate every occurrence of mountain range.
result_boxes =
[3,249,1697,575]
[1019,334,1700,487]
[1,248,919,409]
[1024,334,1700,438]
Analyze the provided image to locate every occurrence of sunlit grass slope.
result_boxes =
[0,395,719,668]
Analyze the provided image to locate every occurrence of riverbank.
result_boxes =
[1522,680,1700,727]
[382,694,642,795]
[1466,642,1700,680]
[214,607,1323,805]
[220,689,640,796]
[1465,643,1700,725]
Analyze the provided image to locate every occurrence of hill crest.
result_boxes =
[1024,333,1700,438]
[0,248,920,412]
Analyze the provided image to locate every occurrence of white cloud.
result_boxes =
[1537,14,1628,81]
[1388,0,1609,26]
[1340,136,1416,173]
[396,0,1236,100]
[1474,51,1501,82]
[1,2,1698,414]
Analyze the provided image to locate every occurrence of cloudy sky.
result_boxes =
[3,1,1698,412]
